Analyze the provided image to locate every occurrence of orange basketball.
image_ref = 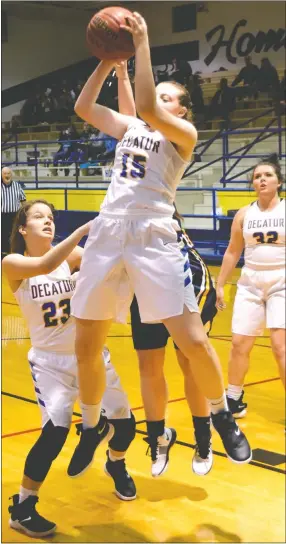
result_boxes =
[86,6,135,60]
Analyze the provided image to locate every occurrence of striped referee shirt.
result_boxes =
[1,180,26,213]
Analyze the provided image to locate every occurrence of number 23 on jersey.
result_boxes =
[42,299,71,328]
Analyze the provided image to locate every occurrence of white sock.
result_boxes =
[209,392,228,415]
[227,384,243,401]
[108,451,125,462]
[19,486,38,504]
[80,402,101,430]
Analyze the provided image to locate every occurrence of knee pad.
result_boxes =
[24,420,69,482]
[108,412,136,452]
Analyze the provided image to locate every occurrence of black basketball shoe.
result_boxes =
[227,392,248,418]
[105,451,136,501]
[192,417,213,476]
[68,415,114,477]
[212,410,252,464]
[9,494,56,537]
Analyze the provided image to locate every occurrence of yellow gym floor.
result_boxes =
[2,268,285,543]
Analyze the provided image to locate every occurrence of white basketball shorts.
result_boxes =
[71,213,199,323]
[28,346,131,428]
[232,266,286,336]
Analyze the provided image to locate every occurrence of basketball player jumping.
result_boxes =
[115,60,216,477]
[69,12,252,477]
[216,156,285,417]
[3,200,137,538]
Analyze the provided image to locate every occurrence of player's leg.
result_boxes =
[9,422,69,538]
[9,358,76,537]
[266,275,286,389]
[130,297,176,477]
[70,216,131,474]
[176,349,212,476]
[175,283,217,475]
[227,334,256,417]
[67,322,114,478]
[101,356,136,500]
[227,277,265,417]
[163,308,252,464]
[129,221,251,464]
[270,329,286,388]
[138,348,168,422]
[106,414,136,501]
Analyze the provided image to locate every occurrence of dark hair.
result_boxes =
[251,154,284,194]
[10,199,55,254]
[168,80,193,121]
[173,202,183,225]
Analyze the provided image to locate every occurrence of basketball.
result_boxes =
[86,6,135,60]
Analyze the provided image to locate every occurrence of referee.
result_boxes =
[1,167,26,257]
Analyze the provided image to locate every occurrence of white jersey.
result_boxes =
[243,199,285,270]
[101,118,188,217]
[14,262,76,354]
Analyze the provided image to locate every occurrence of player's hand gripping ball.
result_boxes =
[86,6,135,60]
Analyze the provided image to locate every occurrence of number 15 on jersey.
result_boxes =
[120,153,146,179]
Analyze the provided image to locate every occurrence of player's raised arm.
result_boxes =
[121,13,197,158]
[75,61,134,141]
[115,61,136,117]
[3,222,91,281]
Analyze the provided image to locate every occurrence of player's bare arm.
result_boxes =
[75,60,134,140]
[121,13,197,159]
[216,207,247,309]
[3,222,91,283]
[116,61,136,117]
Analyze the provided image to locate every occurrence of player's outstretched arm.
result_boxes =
[216,208,246,309]
[75,60,134,140]
[116,61,136,117]
[3,222,92,281]
[121,13,197,158]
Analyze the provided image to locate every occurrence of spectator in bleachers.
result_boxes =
[231,56,259,98]
[53,125,78,176]
[97,133,117,162]
[20,95,38,126]
[258,58,280,97]
[88,130,107,161]
[41,95,55,124]
[78,122,93,162]
[171,58,193,86]
[55,89,72,123]
[280,70,286,104]
[34,93,44,125]
[208,78,236,128]
[189,74,205,128]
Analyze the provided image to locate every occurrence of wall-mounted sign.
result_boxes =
[204,19,286,66]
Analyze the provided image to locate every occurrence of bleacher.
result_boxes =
[2,69,285,232]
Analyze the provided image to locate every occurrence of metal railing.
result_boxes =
[2,105,285,189]
[1,138,113,187]
[183,106,285,185]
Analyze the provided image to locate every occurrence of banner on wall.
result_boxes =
[149,18,285,76]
